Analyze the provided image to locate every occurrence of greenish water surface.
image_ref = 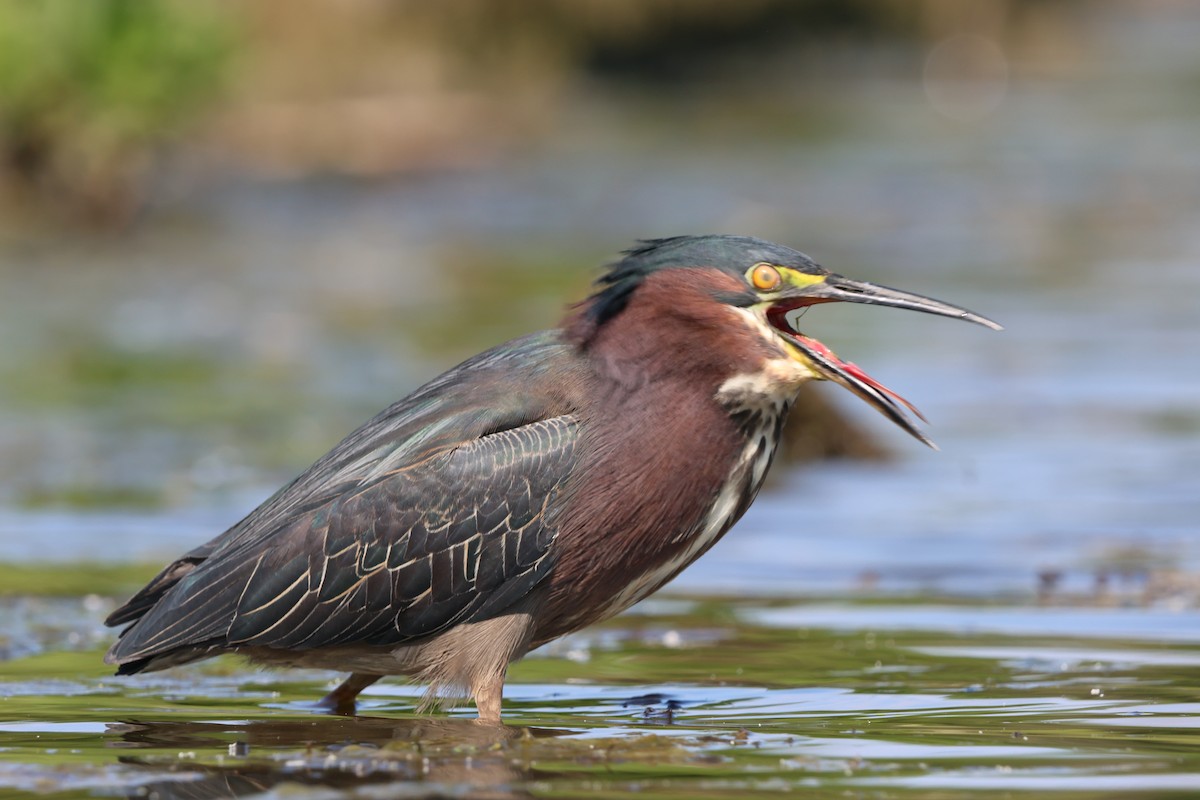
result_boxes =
[3,592,1199,798]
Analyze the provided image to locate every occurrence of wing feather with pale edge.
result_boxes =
[106,332,581,666]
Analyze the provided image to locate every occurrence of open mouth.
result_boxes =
[759,273,1000,448]
[766,301,935,447]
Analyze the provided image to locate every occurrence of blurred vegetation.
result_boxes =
[0,561,156,597]
[0,0,1080,227]
[0,0,233,226]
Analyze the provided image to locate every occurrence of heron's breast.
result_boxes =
[591,409,785,619]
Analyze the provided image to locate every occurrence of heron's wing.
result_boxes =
[106,332,583,666]
[213,331,577,556]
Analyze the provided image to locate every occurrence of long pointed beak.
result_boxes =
[800,274,1003,331]
[767,271,1001,449]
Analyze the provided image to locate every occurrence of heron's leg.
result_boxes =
[317,672,382,714]
[471,672,505,724]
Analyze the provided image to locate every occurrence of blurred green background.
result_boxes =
[0,0,1196,601]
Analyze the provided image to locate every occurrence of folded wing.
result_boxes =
[106,332,582,672]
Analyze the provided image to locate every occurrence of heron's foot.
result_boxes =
[316,672,382,715]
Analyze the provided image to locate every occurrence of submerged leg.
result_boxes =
[316,672,382,714]
[471,670,506,725]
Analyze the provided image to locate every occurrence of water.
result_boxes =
[2,596,1199,798]
[3,4,1200,797]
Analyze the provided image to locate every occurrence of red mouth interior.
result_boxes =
[767,304,926,422]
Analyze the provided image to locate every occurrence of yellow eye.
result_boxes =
[749,263,782,292]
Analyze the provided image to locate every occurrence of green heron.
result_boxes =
[106,235,999,722]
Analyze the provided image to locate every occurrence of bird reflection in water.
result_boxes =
[107,715,556,799]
